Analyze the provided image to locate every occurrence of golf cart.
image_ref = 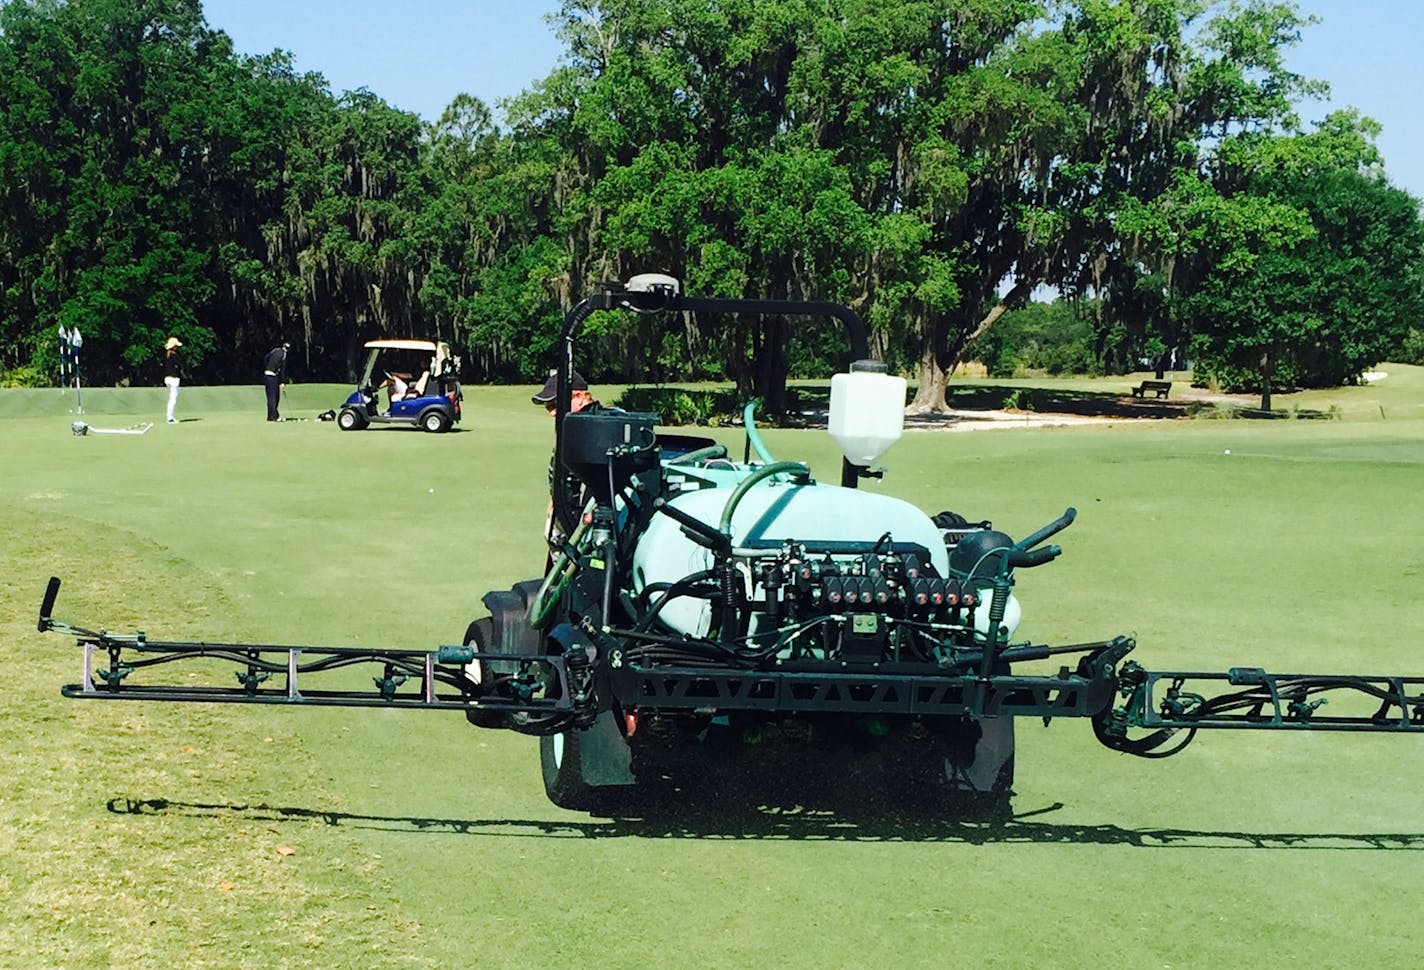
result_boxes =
[338,339,463,433]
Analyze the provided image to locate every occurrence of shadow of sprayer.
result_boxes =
[107,795,1424,851]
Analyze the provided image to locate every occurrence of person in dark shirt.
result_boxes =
[163,337,184,423]
[532,368,603,559]
[263,341,289,421]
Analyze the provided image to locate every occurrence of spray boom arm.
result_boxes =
[39,511,1424,760]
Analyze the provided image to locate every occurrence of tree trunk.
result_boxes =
[908,282,1034,414]
[1259,348,1273,412]
[908,308,950,412]
[752,315,791,417]
[909,345,949,413]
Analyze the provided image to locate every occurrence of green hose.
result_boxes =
[742,401,776,464]
[718,460,810,537]
[528,497,596,630]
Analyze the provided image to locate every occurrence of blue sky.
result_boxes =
[201,0,1424,199]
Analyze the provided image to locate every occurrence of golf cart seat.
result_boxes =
[412,371,431,397]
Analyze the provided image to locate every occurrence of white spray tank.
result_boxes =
[829,360,906,468]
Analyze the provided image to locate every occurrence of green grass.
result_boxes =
[2,380,1423,968]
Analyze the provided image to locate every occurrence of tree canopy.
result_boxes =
[0,0,1419,409]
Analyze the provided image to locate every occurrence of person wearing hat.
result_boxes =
[263,340,290,421]
[533,368,603,562]
[162,337,184,424]
[530,367,596,413]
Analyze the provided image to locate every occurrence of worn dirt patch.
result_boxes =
[903,409,1124,431]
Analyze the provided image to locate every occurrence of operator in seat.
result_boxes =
[532,368,604,564]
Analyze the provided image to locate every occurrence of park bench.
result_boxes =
[1132,380,1172,399]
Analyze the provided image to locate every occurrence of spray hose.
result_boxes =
[717,461,811,537]
[742,401,776,464]
[528,497,597,630]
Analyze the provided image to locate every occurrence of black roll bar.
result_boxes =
[550,284,872,535]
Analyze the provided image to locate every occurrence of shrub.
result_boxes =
[1035,339,1102,376]
[1002,388,1036,412]
[0,365,48,388]
[1186,401,1238,419]
[613,386,739,425]
[1397,328,1424,366]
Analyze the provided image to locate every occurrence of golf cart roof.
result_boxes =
[364,339,439,352]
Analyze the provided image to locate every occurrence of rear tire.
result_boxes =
[421,409,450,433]
[540,710,636,812]
[461,618,507,729]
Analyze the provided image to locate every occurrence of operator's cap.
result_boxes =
[165,336,182,350]
[531,368,587,405]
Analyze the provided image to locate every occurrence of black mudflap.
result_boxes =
[540,710,637,811]
[483,579,544,658]
[930,715,1014,800]
[463,579,545,728]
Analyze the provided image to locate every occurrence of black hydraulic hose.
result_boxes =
[600,465,619,625]
[652,497,732,556]
[611,627,764,666]
[1007,545,1061,569]
[1093,715,1199,758]
[634,570,718,633]
[1013,507,1076,552]
[636,578,720,607]
[600,533,617,629]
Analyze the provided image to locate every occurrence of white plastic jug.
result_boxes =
[828,361,906,467]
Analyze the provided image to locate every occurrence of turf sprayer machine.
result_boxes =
[40,277,1424,811]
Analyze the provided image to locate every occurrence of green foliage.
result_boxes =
[1189,163,1424,402]
[968,301,1103,377]
[1397,329,1424,366]
[0,364,48,387]
[1001,388,1036,412]
[0,0,1419,410]
[611,385,741,425]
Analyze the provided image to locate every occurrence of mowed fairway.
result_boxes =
[2,373,1423,969]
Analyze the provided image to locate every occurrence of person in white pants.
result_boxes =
[163,336,183,423]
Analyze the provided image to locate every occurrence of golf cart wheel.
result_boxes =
[337,407,367,431]
[461,618,509,730]
[540,711,635,812]
[420,409,450,433]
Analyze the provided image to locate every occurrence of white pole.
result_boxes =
[58,326,69,393]
[71,327,83,413]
